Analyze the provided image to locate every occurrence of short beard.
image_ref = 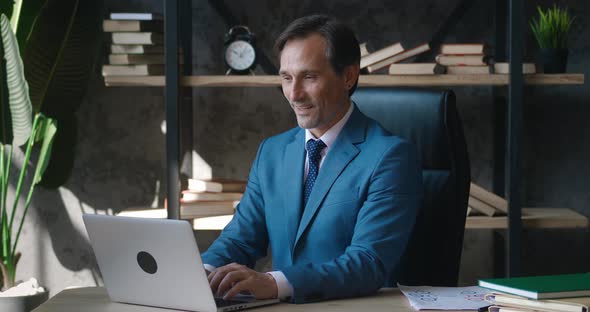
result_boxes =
[295,114,319,130]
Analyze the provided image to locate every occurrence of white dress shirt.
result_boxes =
[207,102,354,301]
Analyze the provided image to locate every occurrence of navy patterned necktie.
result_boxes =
[303,139,326,206]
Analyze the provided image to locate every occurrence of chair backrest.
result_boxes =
[352,87,470,286]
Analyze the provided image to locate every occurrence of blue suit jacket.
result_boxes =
[202,105,422,303]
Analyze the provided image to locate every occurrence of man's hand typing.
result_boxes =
[208,263,278,300]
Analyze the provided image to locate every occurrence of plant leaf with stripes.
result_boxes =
[0,13,32,147]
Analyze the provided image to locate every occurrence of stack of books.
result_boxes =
[183,179,245,200]
[359,41,431,74]
[179,178,246,217]
[118,178,246,220]
[102,12,166,77]
[479,273,590,311]
[436,43,493,74]
[468,182,508,217]
[436,43,536,75]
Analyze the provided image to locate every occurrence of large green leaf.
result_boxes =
[23,0,78,114]
[24,0,101,115]
[0,13,32,147]
[1,43,10,144]
[12,0,48,53]
[32,114,57,184]
[22,0,101,186]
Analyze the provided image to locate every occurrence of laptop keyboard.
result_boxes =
[214,297,248,307]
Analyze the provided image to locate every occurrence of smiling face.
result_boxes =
[279,33,359,138]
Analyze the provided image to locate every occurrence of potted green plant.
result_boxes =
[529,4,575,73]
[0,12,57,311]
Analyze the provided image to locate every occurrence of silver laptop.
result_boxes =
[83,214,280,312]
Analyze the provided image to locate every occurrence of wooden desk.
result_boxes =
[33,287,466,312]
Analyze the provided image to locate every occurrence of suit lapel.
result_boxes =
[294,105,367,246]
[283,128,306,259]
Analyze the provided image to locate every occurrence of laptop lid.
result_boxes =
[83,214,218,312]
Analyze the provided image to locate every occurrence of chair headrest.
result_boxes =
[351,88,455,169]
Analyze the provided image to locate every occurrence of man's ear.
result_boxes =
[344,64,360,90]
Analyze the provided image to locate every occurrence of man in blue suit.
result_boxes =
[203,15,422,303]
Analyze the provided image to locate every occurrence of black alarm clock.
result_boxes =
[223,26,257,75]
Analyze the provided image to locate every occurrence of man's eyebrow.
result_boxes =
[301,70,319,75]
[279,70,319,76]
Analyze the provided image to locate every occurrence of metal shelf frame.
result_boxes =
[162,0,574,277]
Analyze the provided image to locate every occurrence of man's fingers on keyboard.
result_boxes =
[209,270,229,292]
[217,271,247,297]
[223,280,250,300]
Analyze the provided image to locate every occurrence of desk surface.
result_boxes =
[33,287,467,312]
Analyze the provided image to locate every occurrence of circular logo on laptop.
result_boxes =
[137,251,158,274]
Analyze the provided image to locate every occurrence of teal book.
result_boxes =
[479,273,590,299]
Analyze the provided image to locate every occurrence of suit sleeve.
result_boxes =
[201,140,269,269]
[281,140,423,303]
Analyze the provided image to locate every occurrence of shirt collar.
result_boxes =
[305,102,354,150]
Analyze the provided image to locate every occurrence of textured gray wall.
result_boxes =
[8,0,589,296]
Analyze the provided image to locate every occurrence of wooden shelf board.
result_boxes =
[119,207,587,230]
[466,208,589,229]
[104,73,585,87]
[118,208,232,230]
[117,207,233,222]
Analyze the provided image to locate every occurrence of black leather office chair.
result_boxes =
[352,88,470,286]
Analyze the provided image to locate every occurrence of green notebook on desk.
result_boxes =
[479,273,590,299]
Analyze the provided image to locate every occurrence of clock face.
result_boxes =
[225,40,256,71]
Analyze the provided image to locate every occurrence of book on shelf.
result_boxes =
[109,12,163,21]
[485,292,590,312]
[180,199,240,210]
[436,54,491,66]
[466,206,488,216]
[470,182,508,213]
[360,42,405,69]
[366,43,430,73]
[388,63,446,75]
[111,44,166,54]
[440,43,491,55]
[102,64,165,76]
[467,206,486,216]
[493,62,536,74]
[359,42,370,57]
[118,200,237,219]
[181,191,243,202]
[180,199,238,217]
[446,63,536,75]
[103,19,163,32]
[479,273,590,300]
[111,32,163,45]
[188,178,247,193]
[446,65,489,75]
[468,196,502,217]
[108,54,168,65]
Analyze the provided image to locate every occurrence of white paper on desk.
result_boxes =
[399,284,490,310]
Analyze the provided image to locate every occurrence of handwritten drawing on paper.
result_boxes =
[399,284,490,310]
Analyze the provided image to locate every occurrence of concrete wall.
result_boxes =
[7,0,589,295]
